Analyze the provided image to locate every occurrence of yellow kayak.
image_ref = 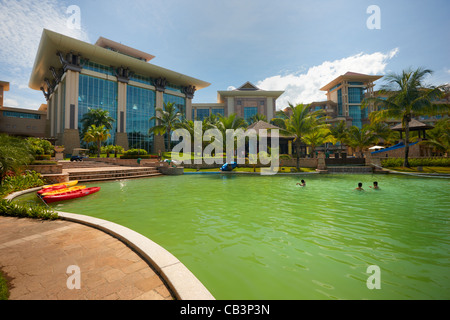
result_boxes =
[41,186,86,196]
[43,180,78,189]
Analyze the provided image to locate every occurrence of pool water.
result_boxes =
[17,174,450,299]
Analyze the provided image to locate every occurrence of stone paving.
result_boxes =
[0,216,174,300]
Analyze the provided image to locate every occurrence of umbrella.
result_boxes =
[369,146,385,150]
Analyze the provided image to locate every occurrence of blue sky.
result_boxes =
[0,0,449,110]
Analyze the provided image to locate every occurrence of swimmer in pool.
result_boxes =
[370,181,380,190]
[355,182,364,191]
[297,179,306,187]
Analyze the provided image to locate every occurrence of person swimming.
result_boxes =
[297,179,306,187]
[370,181,380,190]
[355,182,364,191]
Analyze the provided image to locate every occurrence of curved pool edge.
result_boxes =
[4,188,216,301]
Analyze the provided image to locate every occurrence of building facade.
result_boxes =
[192,82,284,122]
[29,29,210,155]
[0,81,48,138]
[317,72,382,128]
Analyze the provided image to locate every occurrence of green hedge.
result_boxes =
[123,149,148,156]
[35,155,52,161]
[382,158,450,167]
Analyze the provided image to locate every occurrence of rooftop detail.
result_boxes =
[320,72,383,91]
[95,37,155,62]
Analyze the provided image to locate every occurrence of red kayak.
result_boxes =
[38,185,67,195]
[43,187,101,204]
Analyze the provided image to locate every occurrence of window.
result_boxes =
[3,111,41,120]
[163,93,186,118]
[78,74,118,145]
[196,109,210,120]
[211,109,224,116]
[126,85,156,153]
[244,107,258,121]
[83,60,114,76]
[349,105,362,128]
[337,89,343,116]
[348,87,364,104]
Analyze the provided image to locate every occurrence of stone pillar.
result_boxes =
[316,152,327,172]
[116,81,129,150]
[186,97,193,120]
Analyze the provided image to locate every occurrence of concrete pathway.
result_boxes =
[0,216,173,300]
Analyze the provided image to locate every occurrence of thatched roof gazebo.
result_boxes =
[391,119,434,140]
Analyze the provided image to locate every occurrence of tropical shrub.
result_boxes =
[27,137,54,156]
[0,199,58,220]
[0,134,35,185]
[0,171,45,198]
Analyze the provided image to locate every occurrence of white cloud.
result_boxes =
[0,0,90,70]
[0,0,90,109]
[257,48,399,110]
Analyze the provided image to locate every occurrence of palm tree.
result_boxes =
[83,125,111,158]
[420,118,450,155]
[278,103,326,169]
[364,67,449,167]
[149,102,182,152]
[330,121,349,156]
[80,108,115,136]
[217,113,248,148]
[248,113,267,125]
[346,125,377,157]
[302,126,334,158]
[0,134,34,185]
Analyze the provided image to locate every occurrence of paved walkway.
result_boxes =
[0,216,174,300]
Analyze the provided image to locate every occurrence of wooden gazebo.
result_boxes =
[391,119,434,140]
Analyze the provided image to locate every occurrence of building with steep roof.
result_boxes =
[192,81,284,122]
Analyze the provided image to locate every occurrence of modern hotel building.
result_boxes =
[28,29,210,155]
[308,72,382,128]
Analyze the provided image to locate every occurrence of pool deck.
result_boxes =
[1,188,215,301]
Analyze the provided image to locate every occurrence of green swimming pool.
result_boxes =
[17,173,450,299]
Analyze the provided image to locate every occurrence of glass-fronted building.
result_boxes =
[320,72,382,128]
[29,29,210,155]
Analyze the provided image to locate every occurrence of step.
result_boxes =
[67,168,159,176]
[327,166,373,173]
[71,172,163,183]
[69,170,160,181]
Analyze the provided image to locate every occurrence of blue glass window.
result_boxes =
[3,111,41,120]
[211,109,224,116]
[196,109,210,120]
[349,106,362,128]
[126,85,155,152]
[348,87,364,104]
[163,93,186,118]
[337,89,343,116]
[78,74,118,145]
[83,60,114,76]
[244,107,258,121]
[130,74,154,86]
